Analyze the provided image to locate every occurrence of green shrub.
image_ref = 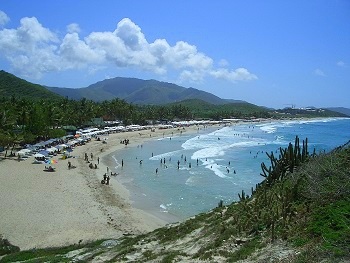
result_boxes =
[308,199,350,256]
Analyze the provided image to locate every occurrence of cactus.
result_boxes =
[218,199,223,208]
[238,190,247,201]
[260,136,311,186]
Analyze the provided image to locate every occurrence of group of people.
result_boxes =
[101,173,110,185]
[120,139,130,145]
[85,152,100,169]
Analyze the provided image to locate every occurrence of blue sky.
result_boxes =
[0,1,349,109]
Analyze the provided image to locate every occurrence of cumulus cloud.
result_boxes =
[0,10,10,27]
[314,68,326,77]
[0,15,257,83]
[67,23,80,33]
[210,68,258,81]
[0,16,60,78]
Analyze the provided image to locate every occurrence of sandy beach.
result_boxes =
[0,125,207,250]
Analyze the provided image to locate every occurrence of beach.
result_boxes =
[2,118,348,250]
[0,125,207,250]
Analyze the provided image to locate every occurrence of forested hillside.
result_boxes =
[0,71,62,100]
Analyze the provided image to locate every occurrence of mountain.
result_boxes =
[0,70,62,100]
[327,107,350,117]
[47,77,233,105]
[168,99,269,117]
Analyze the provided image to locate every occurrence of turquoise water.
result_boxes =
[107,118,350,222]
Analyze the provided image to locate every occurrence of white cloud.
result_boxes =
[210,68,258,81]
[114,18,148,51]
[60,32,106,70]
[67,23,80,33]
[314,68,326,77]
[0,16,60,78]
[0,10,10,27]
[179,69,207,82]
[0,16,257,84]
[337,61,345,67]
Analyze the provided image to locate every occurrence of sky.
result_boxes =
[0,1,349,109]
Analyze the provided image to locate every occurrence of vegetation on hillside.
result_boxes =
[0,71,61,100]
[48,76,227,104]
[272,107,346,118]
[168,99,271,119]
[1,137,349,262]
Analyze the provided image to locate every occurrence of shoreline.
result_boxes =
[100,124,223,223]
[0,123,220,250]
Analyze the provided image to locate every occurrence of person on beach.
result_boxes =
[121,159,124,167]
[68,161,71,169]
[106,176,110,185]
[107,167,109,173]
[156,168,158,174]
[90,153,93,160]
[97,157,100,164]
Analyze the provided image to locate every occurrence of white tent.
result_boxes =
[46,147,58,153]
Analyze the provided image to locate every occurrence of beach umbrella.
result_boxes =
[34,153,45,158]
[65,148,73,153]
[45,159,58,164]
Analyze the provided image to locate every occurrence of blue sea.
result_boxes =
[106,118,350,222]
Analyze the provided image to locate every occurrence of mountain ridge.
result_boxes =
[327,107,350,117]
[46,76,241,105]
[1,70,349,114]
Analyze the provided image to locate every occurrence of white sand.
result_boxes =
[0,125,207,250]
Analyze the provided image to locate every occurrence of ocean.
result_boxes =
[107,118,350,222]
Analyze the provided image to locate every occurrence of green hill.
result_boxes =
[47,77,231,105]
[0,70,62,100]
[168,99,270,118]
[327,107,350,117]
